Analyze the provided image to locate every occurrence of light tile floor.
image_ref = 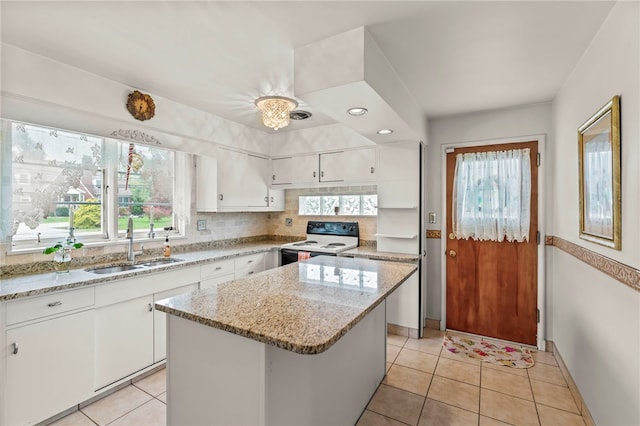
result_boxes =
[50,331,584,426]
[49,369,167,426]
[359,329,585,426]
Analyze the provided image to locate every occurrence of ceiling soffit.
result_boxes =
[294,27,426,144]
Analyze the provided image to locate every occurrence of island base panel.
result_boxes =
[166,302,386,426]
[167,316,266,426]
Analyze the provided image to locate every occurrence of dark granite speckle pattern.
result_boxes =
[155,256,417,355]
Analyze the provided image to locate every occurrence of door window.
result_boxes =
[452,148,531,242]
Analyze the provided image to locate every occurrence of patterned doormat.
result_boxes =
[443,333,534,368]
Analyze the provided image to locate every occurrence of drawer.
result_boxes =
[7,287,95,326]
[200,258,234,279]
[234,264,265,279]
[200,273,235,290]
[234,252,265,270]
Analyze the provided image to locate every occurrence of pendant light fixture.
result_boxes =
[255,96,298,130]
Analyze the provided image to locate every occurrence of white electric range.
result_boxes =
[280,221,359,265]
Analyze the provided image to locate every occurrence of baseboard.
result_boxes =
[546,340,596,426]
[387,323,419,339]
[425,318,441,330]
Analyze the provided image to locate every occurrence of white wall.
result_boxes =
[426,102,553,321]
[551,2,639,425]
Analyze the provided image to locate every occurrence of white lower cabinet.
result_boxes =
[200,258,235,289]
[5,309,95,426]
[154,283,198,363]
[93,267,200,390]
[234,252,266,278]
[95,295,155,389]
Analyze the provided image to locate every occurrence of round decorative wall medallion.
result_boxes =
[126,90,155,121]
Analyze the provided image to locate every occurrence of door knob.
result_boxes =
[448,250,457,257]
[448,232,455,240]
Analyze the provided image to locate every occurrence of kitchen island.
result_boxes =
[155,255,417,426]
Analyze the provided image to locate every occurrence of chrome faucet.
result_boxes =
[126,217,144,263]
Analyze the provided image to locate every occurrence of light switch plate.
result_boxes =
[285,218,293,227]
[197,219,207,231]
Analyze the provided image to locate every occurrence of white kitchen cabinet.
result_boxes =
[320,148,376,183]
[291,154,319,184]
[246,154,269,207]
[268,188,285,211]
[217,147,249,209]
[271,157,293,185]
[195,155,218,212]
[5,309,95,426]
[217,148,277,211]
[94,267,200,389]
[154,283,199,363]
[95,294,155,389]
[234,252,266,278]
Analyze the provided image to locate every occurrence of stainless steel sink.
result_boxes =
[86,264,145,274]
[142,257,184,267]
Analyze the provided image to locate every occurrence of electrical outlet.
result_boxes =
[197,219,207,231]
[285,218,293,227]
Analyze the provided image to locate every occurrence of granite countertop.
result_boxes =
[0,242,281,301]
[340,246,420,262]
[155,256,417,355]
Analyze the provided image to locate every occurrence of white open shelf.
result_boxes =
[375,234,418,239]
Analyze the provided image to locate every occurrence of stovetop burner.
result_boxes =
[293,240,318,246]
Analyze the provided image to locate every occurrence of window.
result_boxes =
[452,148,531,242]
[298,194,377,216]
[5,120,177,249]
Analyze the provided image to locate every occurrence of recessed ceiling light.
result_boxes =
[377,129,393,135]
[347,107,368,116]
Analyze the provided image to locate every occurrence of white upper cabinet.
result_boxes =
[215,148,283,212]
[271,157,293,185]
[320,147,376,183]
[271,147,375,188]
[246,155,269,207]
[195,155,218,212]
[291,154,320,184]
[217,148,249,209]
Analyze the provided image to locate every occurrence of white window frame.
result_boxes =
[4,120,184,253]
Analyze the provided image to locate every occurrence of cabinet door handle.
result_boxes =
[264,196,268,202]
[272,174,276,181]
[248,271,254,275]
[215,266,222,271]
[320,171,324,178]
[370,166,375,174]
[219,194,224,201]
[47,301,62,307]
[270,196,274,202]
[313,171,316,178]
[247,260,254,263]
[12,342,18,355]
[148,303,153,312]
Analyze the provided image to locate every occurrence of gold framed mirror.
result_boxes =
[578,95,621,249]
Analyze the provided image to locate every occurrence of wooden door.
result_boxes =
[446,141,538,345]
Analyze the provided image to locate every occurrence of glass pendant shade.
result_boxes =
[255,96,298,130]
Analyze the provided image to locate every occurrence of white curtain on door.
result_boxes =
[453,148,531,242]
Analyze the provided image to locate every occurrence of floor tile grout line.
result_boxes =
[82,387,154,426]
[365,405,413,426]
[527,365,543,425]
